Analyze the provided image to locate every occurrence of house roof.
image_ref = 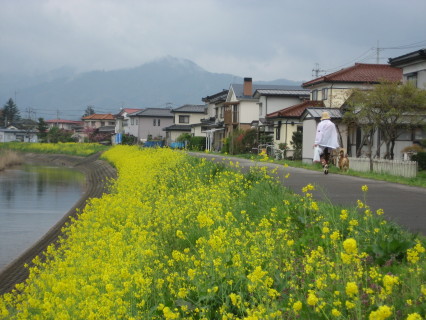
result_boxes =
[163,124,192,132]
[253,88,310,98]
[301,107,343,121]
[172,104,206,113]
[202,90,229,103]
[82,113,115,120]
[46,119,82,125]
[267,100,325,119]
[302,63,402,88]
[130,108,173,118]
[389,49,426,67]
[230,84,305,99]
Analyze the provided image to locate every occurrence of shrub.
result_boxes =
[412,151,426,170]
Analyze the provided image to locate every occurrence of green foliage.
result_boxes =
[1,98,21,126]
[36,118,49,142]
[83,105,95,117]
[176,133,192,142]
[121,134,137,145]
[412,152,426,170]
[188,136,206,151]
[290,131,303,160]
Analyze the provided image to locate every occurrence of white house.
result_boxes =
[128,108,173,142]
[0,126,38,143]
[114,108,144,135]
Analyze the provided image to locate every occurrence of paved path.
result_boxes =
[191,153,426,236]
[0,153,116,294]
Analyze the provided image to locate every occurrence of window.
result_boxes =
[101,121,105,126]
[414,128,426,140]
[258,103,263,117]
[136,119,138,125]
[275,121,281,140]
[131,118,134,125]
[406,73,418,87]
[396,128,412,141]
[312,90,318,100]
[158,119,160,126]
[153,119,156,126]
[220,107,224,118]
[179,115,190,123]
[322,88,328,100]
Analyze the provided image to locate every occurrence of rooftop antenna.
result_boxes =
[312,63,326,78]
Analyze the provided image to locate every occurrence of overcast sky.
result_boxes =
[1,0,426,82]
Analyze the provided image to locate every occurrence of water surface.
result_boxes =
[0,164,85,270]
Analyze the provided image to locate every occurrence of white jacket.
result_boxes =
[314,119,340,149]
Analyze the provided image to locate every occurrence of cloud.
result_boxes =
[0,0,425,81]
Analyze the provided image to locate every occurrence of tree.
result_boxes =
[345,81,426,160]
[37,118,49,142]
[47,126,77,143]
[83,105,95,117]
[1,98,21,126]
[290,131,303,160]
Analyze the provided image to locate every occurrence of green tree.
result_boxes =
[290,131,303,160]
[83,105,95,117]
[346,81,426,160]
[47,126,77,143]
[1,98,21,126]
[37,118,49,142]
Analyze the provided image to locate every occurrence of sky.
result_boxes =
[1,0,426,82]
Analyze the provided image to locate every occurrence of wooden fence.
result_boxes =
[347,157,418,178]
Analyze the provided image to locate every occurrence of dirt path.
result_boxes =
[0,152,117,295]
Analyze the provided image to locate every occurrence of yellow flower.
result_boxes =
[307,292,319,306]
[345,281,358,297]
[343,238,358,254]
[383,274,399,294]
[345,300,355,309]
[331,308,341,317]
[340,209,348,220]
[406,313,422,320]
[362,185,368,192]
[292,301,302,313]
[368,305,392,320]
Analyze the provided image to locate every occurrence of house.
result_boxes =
[128,108,173,142]
[46,119,83,131]
[301,63,402,162]
[114,108,144,135]
[389,48,426,89]
[164,104,206,145]
[266,100,324,158]
[201,90,228,151]
[0,126,38,143]
[81,113,116,130]
[224,78,308,137]
[388,49,426,147]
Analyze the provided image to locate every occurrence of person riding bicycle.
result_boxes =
[313,111,340,174]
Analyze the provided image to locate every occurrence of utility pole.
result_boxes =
[376,40,380,64]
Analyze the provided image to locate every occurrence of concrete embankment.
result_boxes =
[0,152,117,294]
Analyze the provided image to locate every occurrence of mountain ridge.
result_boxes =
[0,57,301,120]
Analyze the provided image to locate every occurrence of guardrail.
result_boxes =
[348,157,418,178]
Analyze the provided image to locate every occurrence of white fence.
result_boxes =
[347,157,418,178]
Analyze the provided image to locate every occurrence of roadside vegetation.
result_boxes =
[1,146,424,319]
[0,142,109,157]
[230,153,426,189]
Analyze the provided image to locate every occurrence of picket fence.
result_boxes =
[347,157,418,178]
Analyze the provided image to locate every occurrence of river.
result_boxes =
[0,164,85,271]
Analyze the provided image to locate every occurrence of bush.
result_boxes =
[188,136,206,151]
[412,151,426,170]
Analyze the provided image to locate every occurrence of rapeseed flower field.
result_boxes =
[0,142,107,156]
[0,145,425,319]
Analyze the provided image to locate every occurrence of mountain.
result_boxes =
[0,57,301,120]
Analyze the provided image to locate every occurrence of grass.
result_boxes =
[218,152,426,188]
[0,149,24,171]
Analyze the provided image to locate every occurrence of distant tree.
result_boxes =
[83,105,95,117]
[37,118,49,142]
[1,98,21,126]
[346,81,426,160]
[47,126,77,143]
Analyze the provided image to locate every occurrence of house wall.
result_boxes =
[401,61,426,89]
[239,101,259,124]
[192,125,203,137]
[273,120,301,155]
[174,113,205,125]
[136,117,173,141]
[309,83,369,109]
[302,118,318,163]
[258,96,302,118]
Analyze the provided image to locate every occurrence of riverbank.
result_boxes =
[0,152,117,294]
[0,150,23,171]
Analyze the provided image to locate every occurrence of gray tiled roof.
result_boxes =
[231,84,306,99]
[301,108,343,120]
[163,124,191,131]
[172,104,206,113]
[131,108,173,117]
[253,89,310,97]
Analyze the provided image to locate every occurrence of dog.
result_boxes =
[338,149,350,172]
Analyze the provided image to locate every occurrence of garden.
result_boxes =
[0,144,425,319]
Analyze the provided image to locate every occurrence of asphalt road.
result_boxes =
[191,153,426,236]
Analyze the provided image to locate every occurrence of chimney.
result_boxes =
[243,77,253,96]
